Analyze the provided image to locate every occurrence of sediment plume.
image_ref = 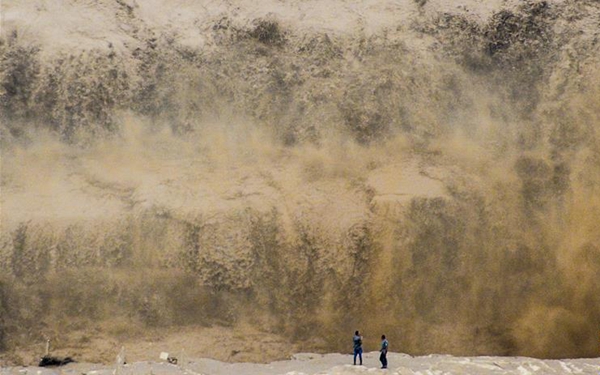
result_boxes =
[1,0,600,363]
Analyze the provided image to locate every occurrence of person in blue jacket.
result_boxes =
[353,330,363,365]
[380,334,389,369]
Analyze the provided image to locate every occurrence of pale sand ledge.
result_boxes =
[2,352,600,375]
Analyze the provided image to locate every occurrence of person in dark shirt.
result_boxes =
[380,334,389,369]
[353,330,363,365]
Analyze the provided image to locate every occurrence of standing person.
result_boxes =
[380,334,389,369]
[353,330,363,365]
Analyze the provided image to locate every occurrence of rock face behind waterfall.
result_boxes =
[2,0,600,363]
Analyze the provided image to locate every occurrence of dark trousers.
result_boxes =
[353,348,362,365]
[379,351,387,368]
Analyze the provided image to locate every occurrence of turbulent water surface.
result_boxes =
[1,0,600,366]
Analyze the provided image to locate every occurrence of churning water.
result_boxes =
[1,0,600,363]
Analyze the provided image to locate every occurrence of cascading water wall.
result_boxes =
[1,0,600,363]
